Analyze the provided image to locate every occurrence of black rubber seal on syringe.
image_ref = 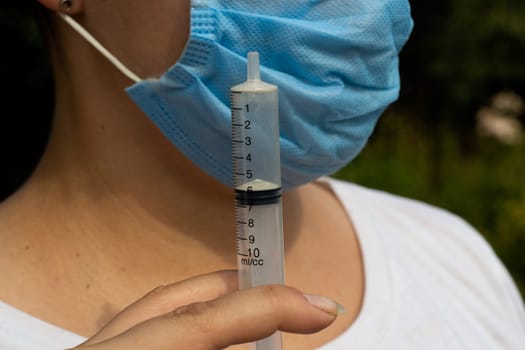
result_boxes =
[235,188,282,206]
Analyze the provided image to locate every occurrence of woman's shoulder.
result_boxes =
[325,176,491,249]
[322,177,525,347]
[324,177,512,283]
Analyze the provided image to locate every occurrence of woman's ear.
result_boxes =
[37,0,83,15]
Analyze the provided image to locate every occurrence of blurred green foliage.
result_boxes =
[1,1,524,297]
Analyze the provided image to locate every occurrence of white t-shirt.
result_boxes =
[1,179,524,349]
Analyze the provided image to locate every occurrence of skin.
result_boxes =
[0,0,364,349]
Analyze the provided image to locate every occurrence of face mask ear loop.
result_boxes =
[57,13,142,84]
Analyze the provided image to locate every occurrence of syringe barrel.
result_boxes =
[235,200,285,289]
[231,85,285,288]
[231,88,281,191]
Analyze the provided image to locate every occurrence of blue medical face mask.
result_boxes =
[60,0,413,190]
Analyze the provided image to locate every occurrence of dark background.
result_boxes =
[1,2,524,295]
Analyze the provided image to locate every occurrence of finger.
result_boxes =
[82,270,238,345]
[88,284,340,350]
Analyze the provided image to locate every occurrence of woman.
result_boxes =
[0,0,523,349]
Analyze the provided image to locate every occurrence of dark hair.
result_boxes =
[0,2,54,200]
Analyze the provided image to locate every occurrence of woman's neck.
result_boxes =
[11,18,235,266]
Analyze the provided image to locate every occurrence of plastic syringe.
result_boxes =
[231,52,285,350]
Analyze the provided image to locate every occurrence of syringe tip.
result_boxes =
[247,52,261,81]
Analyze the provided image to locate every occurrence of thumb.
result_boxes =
[83,284,342,350]
[81,270,238,346]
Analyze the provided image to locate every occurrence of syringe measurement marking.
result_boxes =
[236,212,263,266]
[237,234,264,263]
[231,95,253,185]
[232,92,266,267]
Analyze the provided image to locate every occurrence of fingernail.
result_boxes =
[303,294,347,316]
